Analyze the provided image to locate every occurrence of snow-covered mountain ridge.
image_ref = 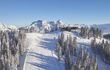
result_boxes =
[0,22,17,31]
[29,20,110,34]
[28,20,65,33]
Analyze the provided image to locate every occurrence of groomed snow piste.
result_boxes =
[23,32,65,70]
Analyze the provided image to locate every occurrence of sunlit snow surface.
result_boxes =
[23,32,65,70]
[18,31,110,70]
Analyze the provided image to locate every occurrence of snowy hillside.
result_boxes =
[19,32,65,70]
[1,21,110,70]
[61,31,110,70]
[0,22,17,31]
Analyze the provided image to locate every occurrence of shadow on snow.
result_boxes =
[27,52,61,70]
[25,33,65,70]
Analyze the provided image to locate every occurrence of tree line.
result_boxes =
[80,26,102,39]
[56,32,98,70]
[0,30,26,70]
[91,38,110,64]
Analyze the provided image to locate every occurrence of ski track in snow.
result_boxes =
[23,32,64,70]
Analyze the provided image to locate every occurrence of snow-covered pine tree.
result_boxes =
[56,42,62,61]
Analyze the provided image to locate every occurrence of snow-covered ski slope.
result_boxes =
[23,32,65,70]
[21,31,110,70]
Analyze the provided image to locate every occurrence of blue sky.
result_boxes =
[0,0,110,27]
